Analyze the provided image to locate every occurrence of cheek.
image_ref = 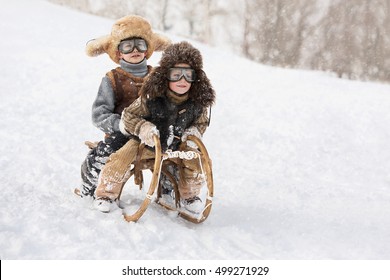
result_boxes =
[168,81,176,91]
[137,52,146,59]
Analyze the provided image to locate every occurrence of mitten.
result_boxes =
[181,126,202,149]
[139,122,159,147]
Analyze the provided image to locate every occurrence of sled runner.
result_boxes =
[120,135,213,224]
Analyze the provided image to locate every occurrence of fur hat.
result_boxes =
[85,15,171,64]
[142,41,215,107]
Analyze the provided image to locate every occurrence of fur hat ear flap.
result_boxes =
[141,67,166,99]
[85,35,112,58]
[191,70,216,107]
[152,33,172,52]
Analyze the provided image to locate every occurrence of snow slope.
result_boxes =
[1,0,390,260]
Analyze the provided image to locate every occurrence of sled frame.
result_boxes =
[121,135,214,224]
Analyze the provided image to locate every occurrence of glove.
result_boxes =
[139,122,159,147]
[181,126,202,149]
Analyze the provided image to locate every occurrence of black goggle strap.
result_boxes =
[167,68,196,82]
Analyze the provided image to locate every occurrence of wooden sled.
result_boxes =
[121,135,214,224]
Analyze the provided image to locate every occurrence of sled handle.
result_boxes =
[123,134,162,222]
[180,135,214,223]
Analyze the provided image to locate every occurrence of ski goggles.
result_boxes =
[118,38,148,53]
[167,67,196,82]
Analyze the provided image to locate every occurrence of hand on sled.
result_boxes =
[182,126,201,149]
[139,122,160,147]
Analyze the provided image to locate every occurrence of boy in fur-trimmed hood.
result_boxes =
[78,15,170,199]
[93,41,216,213]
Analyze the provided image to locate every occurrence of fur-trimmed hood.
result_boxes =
[85,15,171,64]
[141,41,216,107]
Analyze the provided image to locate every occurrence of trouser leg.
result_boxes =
[95,139,153,200]
[179,156,205,199]
[79,132,129,197]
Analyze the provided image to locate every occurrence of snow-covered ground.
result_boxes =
[1,0,390,260]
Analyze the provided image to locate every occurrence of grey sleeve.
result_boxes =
[91,76,120,134]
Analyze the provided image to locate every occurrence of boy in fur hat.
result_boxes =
[79,15,170,199]
[93,41,216,213]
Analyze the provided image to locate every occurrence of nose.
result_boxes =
[178,76,190,84]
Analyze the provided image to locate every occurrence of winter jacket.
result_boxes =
[121,91,209,151]
[91,59,152,134]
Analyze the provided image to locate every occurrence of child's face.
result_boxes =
[168,63,192,95]
[119,50,146,64]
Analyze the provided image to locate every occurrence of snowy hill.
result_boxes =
[1,0,390,260]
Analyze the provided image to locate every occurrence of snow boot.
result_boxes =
[181,196,203,214]
[94,197,118,213]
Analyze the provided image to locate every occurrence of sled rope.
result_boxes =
[163,150,199,160]
[162,149,205,176]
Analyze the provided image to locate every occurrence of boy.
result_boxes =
[79,15,170,199]
[93,41,216,213]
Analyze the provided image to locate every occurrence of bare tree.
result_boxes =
[160,0,171,31]
[241,1,253,59]
[47,0,390,83]
[311,0,390,81]
[201,0,222,44]
[241,0,316,67]
[47,0,92,13]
